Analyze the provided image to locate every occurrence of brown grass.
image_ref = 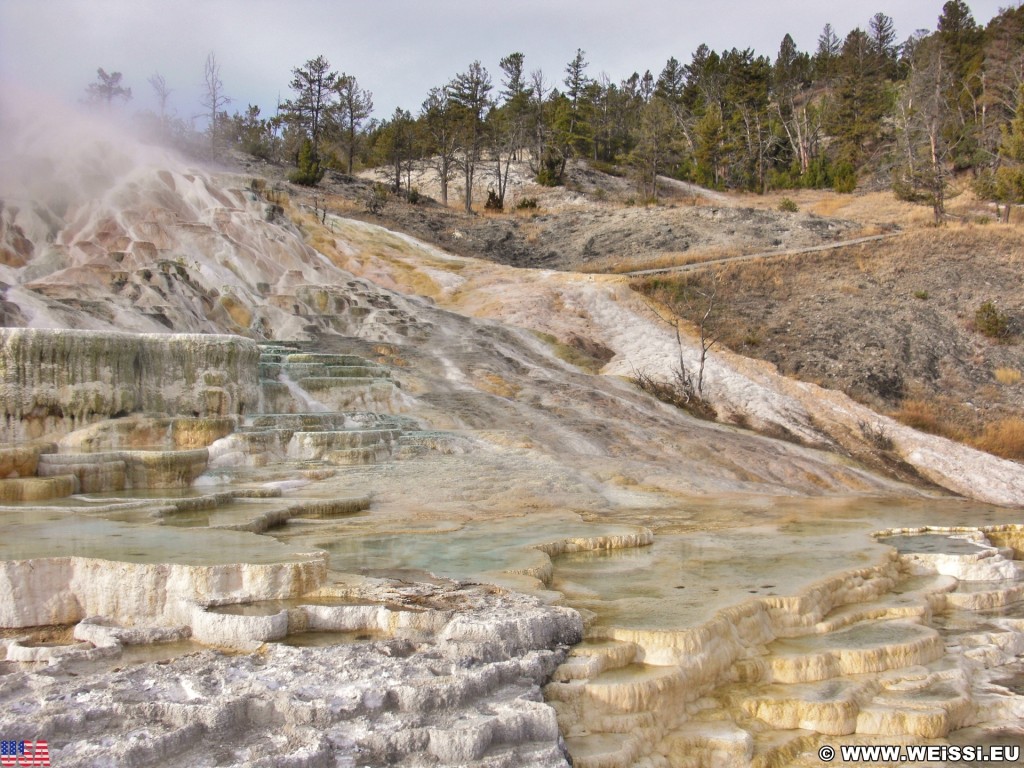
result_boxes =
[891,398,958,439]
[892,396,1024,462]
[971,418,1024,461]
[994,367,1022,385]
[749,183,1010,232]
[580,246,745,275]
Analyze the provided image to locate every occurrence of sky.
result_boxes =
[0,0,1016,125]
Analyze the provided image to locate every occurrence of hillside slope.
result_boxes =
[2,120,1023,504]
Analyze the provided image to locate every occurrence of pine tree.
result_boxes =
[869,13,900,77]
[937,0,985,168]
[289,138,324,186]
[628,97,678,200]
[282,56,339,162]
[994,85,1024,221]
[832,28,889,167]
[560,49,594,159]
[655,57,686,104]
[85,68,132,107]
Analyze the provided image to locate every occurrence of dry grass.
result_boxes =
[892,396,1024,462]
[971,418,1024,460]
[891,398,960,439]
[752,184,1008,232]
[580,246,745,275]
[995,367,1022,385]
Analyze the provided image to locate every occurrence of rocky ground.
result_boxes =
[1,582,582,768]
[229,154,859,272]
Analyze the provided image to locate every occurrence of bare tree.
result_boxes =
[893,39,960,223]
[148,72,172,120]
[420,87,459,206]
[634,273,719,418]
[528,69,552,177]
[200,53,231,159]
[449,61,493,212]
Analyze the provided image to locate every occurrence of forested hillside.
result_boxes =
[106,1,1024,219]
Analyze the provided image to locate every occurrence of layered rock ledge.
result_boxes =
[1,328,261,442]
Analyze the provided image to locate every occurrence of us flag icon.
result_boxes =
[0,740,50,767]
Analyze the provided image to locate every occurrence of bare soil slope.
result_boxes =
[636,226,1024,458]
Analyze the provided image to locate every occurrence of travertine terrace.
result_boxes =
[0,118,1022,766]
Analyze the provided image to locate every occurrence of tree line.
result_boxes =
[86,0,1024,218]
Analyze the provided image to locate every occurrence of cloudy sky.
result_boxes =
[0,0,1012,123]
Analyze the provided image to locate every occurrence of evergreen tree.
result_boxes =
[693,106,725,187]
[85,68,132,108]
[655,57,686,104]
[814,24,842,83]
[772,34,819,179]
[993,85,1024,220]
[560,49,595,158]
[289,138,324,186]
[832,28,889,167]
[869,12,901,76]
[282,56,339,162]
[498,52,532,163]
[979,6,1024,158]
[628,97,678,200]
[720,48,772,190]
[373,108,415,192]
[937,0,985,167]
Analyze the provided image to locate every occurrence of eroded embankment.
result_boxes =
[0,328,260,442]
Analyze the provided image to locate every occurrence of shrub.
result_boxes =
[289,139,324,186]
[365,183,389,214]
[801,155,834,189]
[859,420,894,451]
[832,162,857,194]
[778,198,799,213]
[913,290,929,300]
[536,152,564,187]
[484,190,503,211]
[974,301,1010,339]
[515,197,538,210]
[631,368,716,421]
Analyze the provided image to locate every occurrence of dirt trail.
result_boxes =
[624,232,903,277]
